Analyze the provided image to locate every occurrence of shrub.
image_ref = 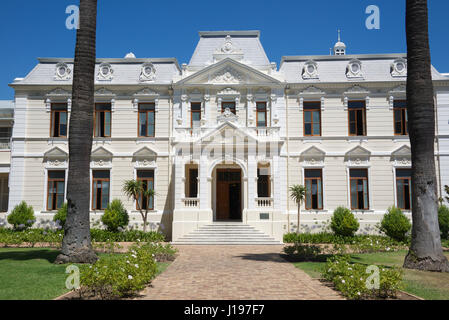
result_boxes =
[101,199,129,232]
[439,205,449,240]
[330,207,359,237]
[322,255,403,300]
[379,207,411,242]
[7,201,35,230]
[90,228,165,243]
[78,242,158,299]
[53,203,67,229]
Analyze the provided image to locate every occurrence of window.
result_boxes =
[0,174,8,212]
[394,100,408,135]
[350,169,369,210]
[305,169,323,210]
[257,167,270,198]
[222,102,236,115]
[396,169,412,210]
[137,170,154,210]
[256,102,267,128]
[92,170,110,210]
[94,103,111,137]
[47,171,65,211]
[348,101,367,136]
[191,103,201,129]
[0,127,12,149]
[51,104,68,138]
[304,102,321,136]
[138,103,155,137]
[188,168,198,198]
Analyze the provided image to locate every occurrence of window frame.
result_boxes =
[136,170,155,211]
[257,167,271,198]
[94,103,112,138]
[303,101,322,137]
[50,103,68,138]
[47,170,66,211]
[190,103,202,129]
[188,168,199,198]
[393,100,408,136]
[256,102,267,128]
[304,169,323,210]
[396,168,412,210]
[347,100,367,136]
[349,168,370,210]
[138,103,156,138]
[91,170,110,210]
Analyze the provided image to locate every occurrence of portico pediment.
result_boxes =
[199,121,257,145]
[176,58,281,86]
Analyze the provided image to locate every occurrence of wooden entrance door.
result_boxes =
[216,169,242,221]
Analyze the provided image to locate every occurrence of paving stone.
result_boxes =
[138,245,343,300]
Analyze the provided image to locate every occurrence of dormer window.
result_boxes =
[346,59,363,78]
[97,63,114,81]
[302,60,319,79]
[54,63,72,81]
[391,58,407,77]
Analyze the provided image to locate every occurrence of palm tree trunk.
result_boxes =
[297,203,301,234]
[403,0,449,272]
[56,0,98,264]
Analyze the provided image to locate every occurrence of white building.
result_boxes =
[3,30,449,243]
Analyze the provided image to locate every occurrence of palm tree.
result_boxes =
[55,0,98,264]
[123,180,155,233]
[290,185,306,234]
[403,0,449,272]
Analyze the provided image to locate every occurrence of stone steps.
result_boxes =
[173,223,282,245]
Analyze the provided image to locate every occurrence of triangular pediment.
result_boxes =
[199,121,257,145]
[91,146,113,158]
[133,146,158,158]
[391,145,411,157]
[176,58,281,86]
[300,146,326,158]
[44,146,68,159]
[345,146,371,157]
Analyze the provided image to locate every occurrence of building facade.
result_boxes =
[3,30,449,242]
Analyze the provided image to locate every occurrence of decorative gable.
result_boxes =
[91,146,113,159]
[300,146,326,166]
[133,147,157,168]
[44,147,68,159]
[391,145,411,166]
[345,146,371,166]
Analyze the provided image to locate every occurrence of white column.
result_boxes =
[199,154,208,210]
[247,154,257,210]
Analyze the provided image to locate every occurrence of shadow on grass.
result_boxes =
[0,249,60,263]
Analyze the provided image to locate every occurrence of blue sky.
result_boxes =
[0,0,448,99]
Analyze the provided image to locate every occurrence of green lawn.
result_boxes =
[0,248,171,300]
[293,250,449,300]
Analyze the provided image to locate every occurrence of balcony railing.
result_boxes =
[182,198,200,208]
[0,138,11,150]
[255,197,273,208]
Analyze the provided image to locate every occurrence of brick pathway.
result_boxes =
[138,245,343,300]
